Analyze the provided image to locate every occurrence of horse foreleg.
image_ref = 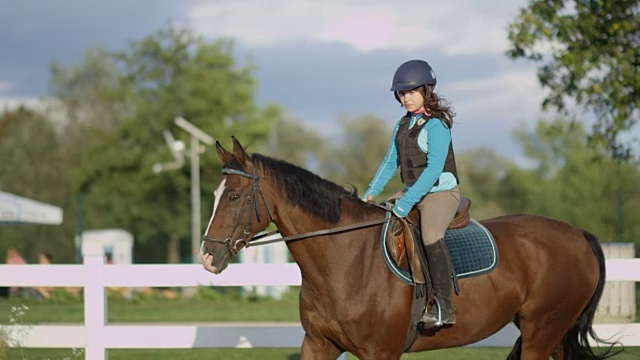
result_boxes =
[300,333,343,360]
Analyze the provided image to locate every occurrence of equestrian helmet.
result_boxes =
[390,60,436,102]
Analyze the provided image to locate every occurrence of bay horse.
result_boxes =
[199,137,618,359]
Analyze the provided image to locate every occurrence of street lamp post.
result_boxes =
[175,117,215,263]
[153,117,214,263]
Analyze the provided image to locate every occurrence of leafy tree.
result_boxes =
[456,149,517,220]
[319,114,402,199]
[50,48,134,135]
[0,108,77,262]
[265,116,325,169]
[507,0,640,160]
[73,24,279,263]
[508,118,640,242]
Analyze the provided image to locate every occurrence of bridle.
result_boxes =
[201,163,393,257]
[201,166,275,256]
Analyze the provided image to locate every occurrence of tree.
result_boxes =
[0,108,78,262]
[50,48,133,134]
[318,114,402,199]
[455,149,518,220]
[507,0,640,160]
[266,116,325,169]
[508,117,640,242]
[73,24,279,263]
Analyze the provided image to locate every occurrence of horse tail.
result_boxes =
[506,336,522,360]
[560,230,622,359]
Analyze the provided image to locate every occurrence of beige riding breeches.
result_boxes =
[389,186,460,245]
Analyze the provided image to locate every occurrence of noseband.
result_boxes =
[201,166,274,256]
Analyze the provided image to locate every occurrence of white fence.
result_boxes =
[1,242,640,360]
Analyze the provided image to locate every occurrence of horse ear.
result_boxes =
[231,136,252,167]
[215,141,233,164]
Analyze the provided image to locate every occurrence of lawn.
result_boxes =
[1,287,636,359]
[0,288,302,324]
[6,346,637,359]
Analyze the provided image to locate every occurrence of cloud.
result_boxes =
[0,97,42,110]
[0,0,545,163]
[188,0,527,54]
[0,81,13,92]
[446,69,545,119]
[439,69,548,160]
[0,0,189,96]
[0,97,70,130]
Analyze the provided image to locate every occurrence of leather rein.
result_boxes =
[200,165,392,256]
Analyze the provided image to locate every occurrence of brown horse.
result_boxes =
[199,137,618,360]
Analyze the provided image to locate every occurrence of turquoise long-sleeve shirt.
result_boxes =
[364,114,457,216]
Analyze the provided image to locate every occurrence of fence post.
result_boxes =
[83,241,106,360]
[597,243,636,323]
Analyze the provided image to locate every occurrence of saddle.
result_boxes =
[388,197,472,275]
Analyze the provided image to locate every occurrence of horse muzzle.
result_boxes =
[198,246,230,274]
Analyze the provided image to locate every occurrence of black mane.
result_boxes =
[249,154,362,223]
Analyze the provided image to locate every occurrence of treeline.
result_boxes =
[1,23,638,264]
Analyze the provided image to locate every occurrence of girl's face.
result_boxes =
[397,88,425,113]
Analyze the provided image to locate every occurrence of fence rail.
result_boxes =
[1,242,639,359]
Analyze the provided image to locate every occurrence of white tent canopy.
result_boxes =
[0,191,63,225]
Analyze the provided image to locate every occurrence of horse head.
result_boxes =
[199,137,273,274]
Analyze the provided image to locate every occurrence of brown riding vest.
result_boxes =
[395,114,459,188]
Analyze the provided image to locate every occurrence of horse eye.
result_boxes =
[229,194,240,202]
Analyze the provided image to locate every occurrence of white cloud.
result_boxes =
[188,0,527,54]
[0,81,13,92]
[0,97,42,110]
[0,97,70,131]
[446,69,545,124]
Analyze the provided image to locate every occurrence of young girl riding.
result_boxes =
[363,59,461,328]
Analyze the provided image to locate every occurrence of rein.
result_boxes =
[247,217,392,247]
[201,164,393,253]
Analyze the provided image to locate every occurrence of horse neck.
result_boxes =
[270,194,385,281]
[271,192,382,238]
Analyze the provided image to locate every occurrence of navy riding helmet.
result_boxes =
[391,59,436,102]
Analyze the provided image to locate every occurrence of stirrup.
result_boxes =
[424,298,444,325]
[420,298,444,326]
[433,298,444,326]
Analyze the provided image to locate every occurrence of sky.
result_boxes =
[0,0,549,164]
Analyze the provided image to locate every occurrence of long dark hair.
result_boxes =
[418,85,455,128]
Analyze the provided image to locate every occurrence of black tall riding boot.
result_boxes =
[421,238,456,327]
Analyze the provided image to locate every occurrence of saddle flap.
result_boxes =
[385,219,426,285]
[387,220,408,269]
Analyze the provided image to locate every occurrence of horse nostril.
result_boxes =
[205,252,215,266]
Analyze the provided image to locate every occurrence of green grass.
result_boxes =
[0,288,301,324]
[2,288,639,359]
[7,347,640,359]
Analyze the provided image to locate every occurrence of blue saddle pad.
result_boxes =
[445,219,498,279]
[382,218,499,285]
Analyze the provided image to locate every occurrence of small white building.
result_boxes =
[75,229,134,265]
